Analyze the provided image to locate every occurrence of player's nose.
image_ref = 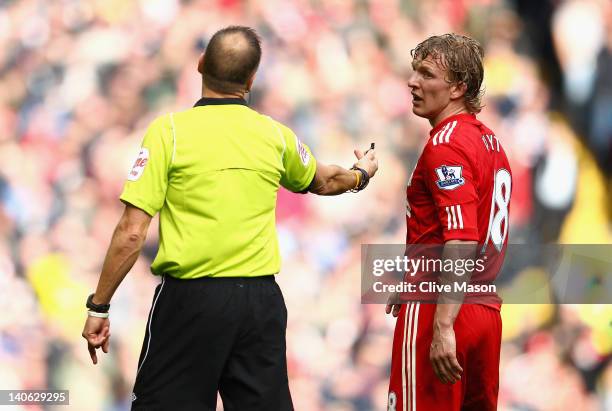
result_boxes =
[407,72,419,89]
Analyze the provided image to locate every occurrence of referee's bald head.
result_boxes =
[199,26,262,94]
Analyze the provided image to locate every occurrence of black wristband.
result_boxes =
[349,166,370,192]
[86,294,110,313]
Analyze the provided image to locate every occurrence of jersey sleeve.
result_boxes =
[119,116,173,216]
[423,143,479,242]
[275,121,317,193]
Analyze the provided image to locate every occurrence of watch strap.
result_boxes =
[86,294,110,313]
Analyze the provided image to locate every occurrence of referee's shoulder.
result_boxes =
[138,113,179,146]
[259,114,295,137]
[148,109,191,133]
[135,113,171,136]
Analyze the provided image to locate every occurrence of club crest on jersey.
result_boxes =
[435,165,464,190]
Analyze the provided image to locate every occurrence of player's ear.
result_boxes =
[197,53,205,75]
[450,81,467,100]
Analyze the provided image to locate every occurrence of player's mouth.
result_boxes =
[412,93,423,103]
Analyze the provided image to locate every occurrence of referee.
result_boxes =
[81,26,378,411]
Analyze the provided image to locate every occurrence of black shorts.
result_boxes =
[131,274,293,411]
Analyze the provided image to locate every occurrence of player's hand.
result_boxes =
[354,148,378,178]
[429,324,462,384]
[82,316,111,365]
[385,292,401,317]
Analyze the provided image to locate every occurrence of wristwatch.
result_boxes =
[86,294,110,313]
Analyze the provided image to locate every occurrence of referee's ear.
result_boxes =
[197,53,205,75]
[246,73,255,93]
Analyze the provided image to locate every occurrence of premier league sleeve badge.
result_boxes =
[434,165,465,190]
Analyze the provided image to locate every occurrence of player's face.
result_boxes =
[407,55,453,120]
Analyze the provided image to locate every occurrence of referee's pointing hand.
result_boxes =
[82,316,111,364]
[353,148,378,178]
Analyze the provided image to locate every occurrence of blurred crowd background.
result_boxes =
[0,0,611,410]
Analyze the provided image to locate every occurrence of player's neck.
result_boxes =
[429,105,470,128]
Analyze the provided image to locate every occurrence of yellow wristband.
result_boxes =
[352,169,361,190]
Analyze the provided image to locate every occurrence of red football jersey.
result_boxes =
[405,113,512,308]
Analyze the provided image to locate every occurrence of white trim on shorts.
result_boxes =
[136,275,166,376]
[402,302,420,411]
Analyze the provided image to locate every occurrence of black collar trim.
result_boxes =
[194,97,248,107]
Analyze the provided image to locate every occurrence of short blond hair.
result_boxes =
[411,34,485,113]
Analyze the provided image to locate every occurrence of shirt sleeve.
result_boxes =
[119,115,173,216]
[274,121,317,193]
[423,143,479,242]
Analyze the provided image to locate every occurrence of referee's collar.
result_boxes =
[194,97,248,107]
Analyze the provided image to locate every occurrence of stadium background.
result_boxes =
[0,0,611,409]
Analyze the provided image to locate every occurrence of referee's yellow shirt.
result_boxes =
[119,98,317,279]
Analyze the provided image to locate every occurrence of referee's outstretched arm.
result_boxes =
[307,148,378,195]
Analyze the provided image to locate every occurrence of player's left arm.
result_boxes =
[423,139,480,384]
[430,239,477,385]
